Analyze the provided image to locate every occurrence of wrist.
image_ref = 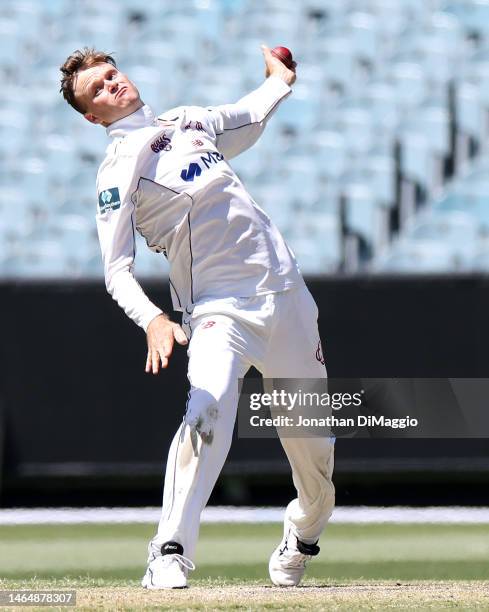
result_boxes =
[147,312,169,331]
[267,73,293,89]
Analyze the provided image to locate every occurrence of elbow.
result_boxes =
[104,268,112,294]
[103,256,136,304]
[105,274,117,302]
[104,266,116,296]
[105,266,128,298]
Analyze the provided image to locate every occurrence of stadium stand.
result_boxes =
[1,0,489,277]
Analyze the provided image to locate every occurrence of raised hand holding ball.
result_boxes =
[271,46,294,70]
[261,44,297,85]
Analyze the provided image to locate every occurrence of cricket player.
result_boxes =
[60,45,335,589]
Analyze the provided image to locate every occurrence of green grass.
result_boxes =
[1,524,489,610]
[0,522,488,582]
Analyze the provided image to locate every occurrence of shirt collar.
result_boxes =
[106,104,155,139]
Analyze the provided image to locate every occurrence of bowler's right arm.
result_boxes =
[96,174,187,374]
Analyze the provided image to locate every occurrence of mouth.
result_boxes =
[115,87,128,100]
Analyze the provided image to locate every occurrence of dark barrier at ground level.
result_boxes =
[0,275,488,506]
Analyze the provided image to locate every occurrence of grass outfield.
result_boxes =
[0,523,488,610]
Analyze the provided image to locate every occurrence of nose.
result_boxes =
[107,79,118,94]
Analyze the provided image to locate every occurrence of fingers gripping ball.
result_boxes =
[271,46,294,69]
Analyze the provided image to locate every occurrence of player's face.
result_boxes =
[73,62,142,127]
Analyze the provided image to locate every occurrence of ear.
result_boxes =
[84,113,101,125]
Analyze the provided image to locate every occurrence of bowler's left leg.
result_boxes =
[263,285,335,586]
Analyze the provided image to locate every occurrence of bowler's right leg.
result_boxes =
[142,313,252,589]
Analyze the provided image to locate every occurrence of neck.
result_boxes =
[106,103,155,139]
[103,100,144,128]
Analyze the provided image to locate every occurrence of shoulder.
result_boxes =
[158,105,214,126]
[156,106,186,123]
[96,144,132,215]
[96,160,123,215]
[96,145,117,193]
[160,105,218,137]
[96,135,137,192]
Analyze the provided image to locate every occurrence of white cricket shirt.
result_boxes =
[96,76,304,331]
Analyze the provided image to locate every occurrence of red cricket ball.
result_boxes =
[271,46,294,69]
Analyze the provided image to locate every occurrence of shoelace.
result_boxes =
[157,553,196,572]
[278,530,319,569]
[280,548,311,569]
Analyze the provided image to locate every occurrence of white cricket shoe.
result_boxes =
[141,540,195,589]
[269,519,320,587]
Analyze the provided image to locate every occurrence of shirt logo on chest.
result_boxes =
[150,133,172,153]
[180,162,202,182]
[180,152,225,182]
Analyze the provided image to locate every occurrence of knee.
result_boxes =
[320,445,335,511]
[311,467,335,510]
[184,388,220,445]
[322,478,335,515]
[308,447,336,514]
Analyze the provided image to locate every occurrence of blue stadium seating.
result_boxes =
[2,0,489,277]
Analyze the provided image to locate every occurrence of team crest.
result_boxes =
[151,133,172,153]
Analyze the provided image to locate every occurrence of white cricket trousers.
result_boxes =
[154,283,335,560]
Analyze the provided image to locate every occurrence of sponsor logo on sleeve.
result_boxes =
[98,187,121,213]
